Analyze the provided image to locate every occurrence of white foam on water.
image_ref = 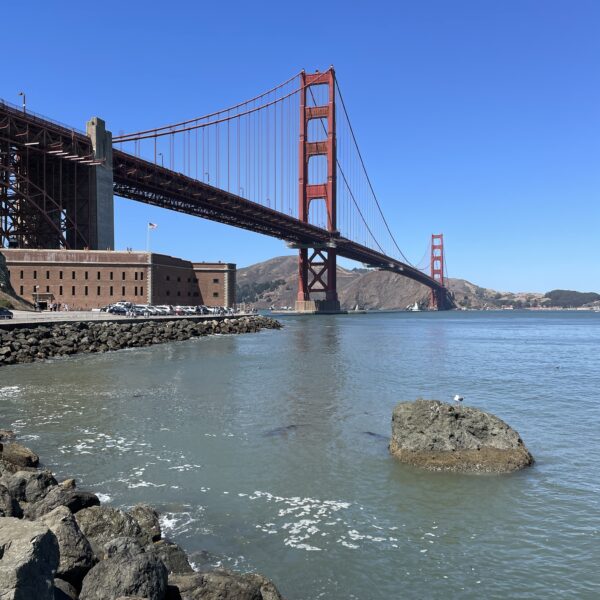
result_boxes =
[238,489,402,552]
[96,492,112,504]
[0,386,20,398]
[159,510,204,536]
[127,481,166,489]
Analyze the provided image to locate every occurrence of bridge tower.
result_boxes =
[295,68,341,314]
[429,233,446,310]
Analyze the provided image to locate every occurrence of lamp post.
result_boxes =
[158,152,164,167]
[18,91,26,113]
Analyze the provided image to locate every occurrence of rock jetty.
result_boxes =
[0,433,283,600]
[0,316,281,367]
[389,399,534,473]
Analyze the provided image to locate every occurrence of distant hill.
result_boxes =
[237,256,436,310]
[235,256,555,310]
[544,289,600,308]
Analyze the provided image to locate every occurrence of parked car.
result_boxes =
[155,305,174,315]
[0,307,13,320]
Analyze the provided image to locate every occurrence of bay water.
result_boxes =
[0,311,598,599]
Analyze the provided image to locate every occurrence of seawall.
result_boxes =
[0,315,282,367]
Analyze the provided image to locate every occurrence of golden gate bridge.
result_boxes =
[0,67,453,310]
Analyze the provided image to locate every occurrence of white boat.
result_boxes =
[408,302,421,312]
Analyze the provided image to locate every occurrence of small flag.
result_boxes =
[148,222,157,230]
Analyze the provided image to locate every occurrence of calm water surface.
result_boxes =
[1,312,599,599]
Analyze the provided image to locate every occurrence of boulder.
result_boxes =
[0,457,26,477]
[4,469,57,502]
[79,551,168,600]
[0,442,39,468]
[75,506,152,557]
[38,505,96,587]
[0,482,23,517]
[0,428,16,441]
[0,517,59,600]
[54,578,79,600]
[149,539,194,575]
[24,485,100,519]
[389,399,534,473]
[166,570,283,600]
[104,536,145,559]
[130,503,161,541]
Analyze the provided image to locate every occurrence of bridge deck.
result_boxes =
[112,150,444,292]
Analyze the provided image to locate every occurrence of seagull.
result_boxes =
[453,394,464,405]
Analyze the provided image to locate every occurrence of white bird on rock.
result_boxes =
[453,394,464,405]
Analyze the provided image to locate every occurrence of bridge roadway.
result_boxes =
[0,99,449,303]
[112,150,445,293]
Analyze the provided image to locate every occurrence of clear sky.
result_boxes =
[6,1,600,292]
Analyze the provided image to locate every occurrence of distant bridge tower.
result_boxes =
[429,233,446,310]
[295,68,341,314]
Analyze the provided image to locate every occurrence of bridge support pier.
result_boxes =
[86,117,114,250]
[294,68,342,315]
[429,233,451,310]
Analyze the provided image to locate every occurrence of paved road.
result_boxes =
[0,310,253,328]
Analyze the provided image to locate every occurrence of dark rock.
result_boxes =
[24,486,100,519]
[0,458,26,477]
[150,539,194,575]
[0,441,40,468]
[75,506,152,557]
[5,469,58,502]
[0,482,23,517]
[54,578,79,600]
[130,503,161,541]
[0,517,60,600]
[39,505,96,587]
[104,536,145,559]
[0,428,16,441]
[167,570,283,600]
[389,399,535,473]
[79,551,168,600]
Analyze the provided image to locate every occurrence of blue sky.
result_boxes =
[6,1,599,292]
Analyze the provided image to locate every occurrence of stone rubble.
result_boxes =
[0,315,282,367]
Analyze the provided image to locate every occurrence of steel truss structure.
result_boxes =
[0,101,94,249]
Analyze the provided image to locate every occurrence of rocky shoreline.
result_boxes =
[0,431,284,599]
[0,316,282,367]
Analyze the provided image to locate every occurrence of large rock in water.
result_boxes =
[389,400,534,473]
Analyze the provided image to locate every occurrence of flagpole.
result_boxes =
[146,224,150,253]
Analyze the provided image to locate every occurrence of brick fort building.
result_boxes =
[2,249,235,310]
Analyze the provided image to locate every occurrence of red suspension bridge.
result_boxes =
[0,67,453,310]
